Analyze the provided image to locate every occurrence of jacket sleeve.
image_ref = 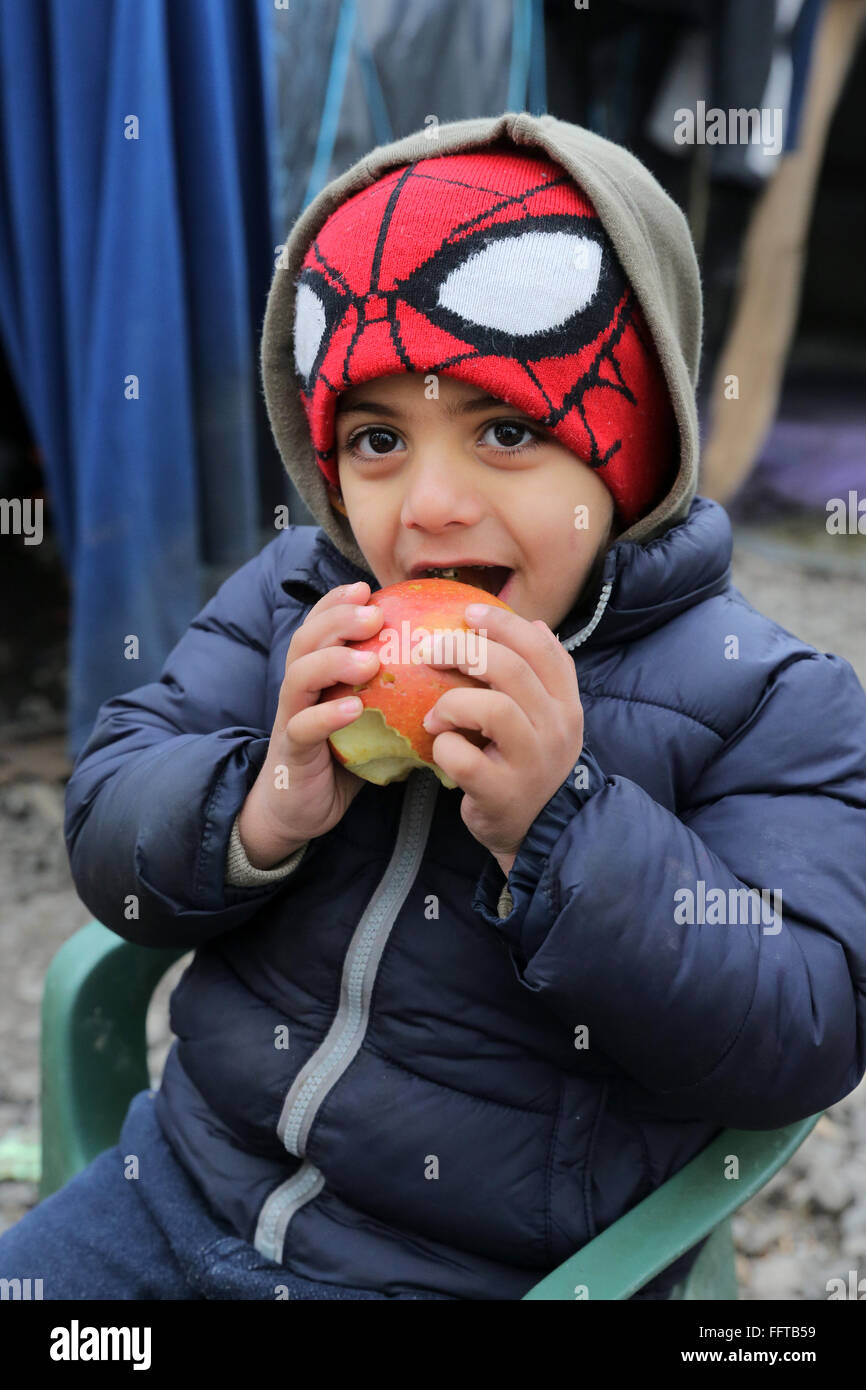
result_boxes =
[64,534,312,950]
[225,813,308,886]
[472,651,866,1129]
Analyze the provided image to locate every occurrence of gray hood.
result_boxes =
[260,110,702,574]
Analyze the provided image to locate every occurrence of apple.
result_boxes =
[324,577,514,788]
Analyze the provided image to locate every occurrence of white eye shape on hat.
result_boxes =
[294,281,327,379]
[437,231,602,336]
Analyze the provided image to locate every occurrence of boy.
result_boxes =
[4,113,866,1301]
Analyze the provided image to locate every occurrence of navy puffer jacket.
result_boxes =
[64,496,866,1299]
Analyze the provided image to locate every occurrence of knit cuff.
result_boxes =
[224,814,308,886]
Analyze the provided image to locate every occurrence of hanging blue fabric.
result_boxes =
[0,0,278,758]
[507,0,533,111]
[302,0,358,211]
[786,0,826,153]
[528,0,548,116]
[508,0,547,115]
[301,0,394,213]
[356,6,394,150]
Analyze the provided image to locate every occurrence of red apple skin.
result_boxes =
[323,578,514,782]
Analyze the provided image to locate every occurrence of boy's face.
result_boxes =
[334,372,615,630]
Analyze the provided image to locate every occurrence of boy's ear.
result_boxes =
[328,485,348,517]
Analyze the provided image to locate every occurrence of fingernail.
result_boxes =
[465,603,487,620]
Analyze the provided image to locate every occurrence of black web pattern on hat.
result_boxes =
[295,160,642,471]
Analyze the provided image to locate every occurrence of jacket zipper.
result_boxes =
[254,767,439,1264]
[562,580,613,651]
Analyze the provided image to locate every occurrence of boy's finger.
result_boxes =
[429,727,511,806]
[318,580,371,608]
[418,631,550,726]
[278,646,378,728]
[425,687,532,765]
[463,604,577,703]
[285,695,364,757]
[287,585,382,667]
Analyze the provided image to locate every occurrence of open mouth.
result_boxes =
[416,565,513,596]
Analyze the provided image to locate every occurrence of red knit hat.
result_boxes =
[292,148,676,528]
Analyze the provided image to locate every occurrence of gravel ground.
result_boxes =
[0,515,864,1300]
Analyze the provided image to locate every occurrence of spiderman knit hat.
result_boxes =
[292,147,677,529]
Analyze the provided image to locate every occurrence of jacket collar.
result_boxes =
[561,495,732,650]
[280,496,732,654]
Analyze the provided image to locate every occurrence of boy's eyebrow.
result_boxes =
[335,392,513,419]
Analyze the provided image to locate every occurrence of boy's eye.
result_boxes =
[347,427,403,457]
[480,420,539,451]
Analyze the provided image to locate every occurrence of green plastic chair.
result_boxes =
[35,919,821,1300]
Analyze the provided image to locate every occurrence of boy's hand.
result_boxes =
[419,604,585,877]
[237,582,384,868]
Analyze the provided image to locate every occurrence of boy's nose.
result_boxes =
[400,451,485,532]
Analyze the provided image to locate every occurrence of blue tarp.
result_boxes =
[0,0,831,761]
[0,0,280,758]
[0,0,546,760]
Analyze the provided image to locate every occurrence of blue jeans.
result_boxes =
[0,1090,448,1300]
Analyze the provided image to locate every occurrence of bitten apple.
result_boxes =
[323,578,514,787]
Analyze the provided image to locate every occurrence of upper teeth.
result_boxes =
[422,565,494,577]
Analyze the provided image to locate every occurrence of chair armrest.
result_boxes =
[39,920,187,1199]
[522,1114,822,1300]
